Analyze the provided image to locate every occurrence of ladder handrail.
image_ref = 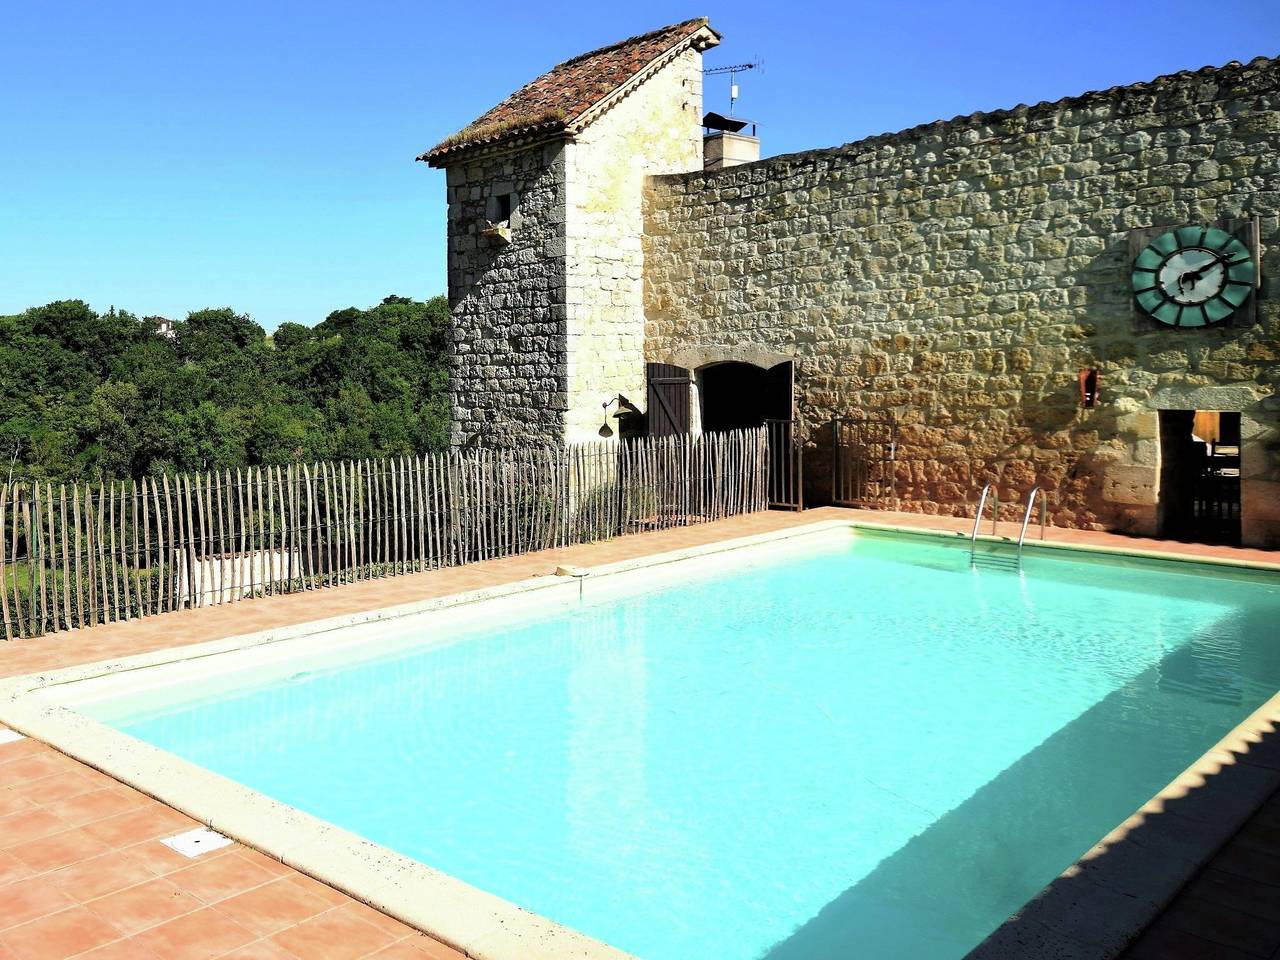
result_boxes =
[1017,486,1047,562]
[970,483,996,562]
[972,483,1046,570]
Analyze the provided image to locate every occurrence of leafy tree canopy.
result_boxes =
[0,296,450,483]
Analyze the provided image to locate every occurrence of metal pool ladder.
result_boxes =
[969,483,999,564]
[971,484,1046,571]
[1017,485,1047,565]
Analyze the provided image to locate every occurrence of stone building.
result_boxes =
[420,18,717,449]
[421,19,1280,548]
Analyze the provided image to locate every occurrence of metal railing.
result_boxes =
[765,418,803,511]
[969,482,999,564]
[831,416,897,509]
[1017,486,1047,563]
[971,483,1048,571]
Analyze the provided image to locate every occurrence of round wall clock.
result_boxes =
[1131,225,1256,327]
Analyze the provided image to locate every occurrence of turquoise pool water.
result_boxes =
[91,531,1280,959]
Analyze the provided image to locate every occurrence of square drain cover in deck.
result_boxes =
[0,728,26,745]
[161,826,233,858]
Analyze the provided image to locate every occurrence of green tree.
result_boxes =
[82,381,144,478]
[0,294,451,483]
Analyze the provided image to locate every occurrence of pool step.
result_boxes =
[970,550,1021,571]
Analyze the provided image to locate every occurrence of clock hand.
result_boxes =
[1177,255,1227,293]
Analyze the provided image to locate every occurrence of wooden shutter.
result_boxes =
[646,363,691,437]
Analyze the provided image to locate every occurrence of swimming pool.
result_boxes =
[14,526,1280,959]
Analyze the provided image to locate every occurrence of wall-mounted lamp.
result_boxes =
[598,395,641,438]
[479,220,512,247]
[1079,368,1100,408]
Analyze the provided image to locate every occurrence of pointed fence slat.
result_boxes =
[117,481,132,620]
[259,468,271,597]
[300,464,314,590]
[320,462,333,587]
[101,484,117,623]
[151,477,166,615]
[0,484,10,641]
[381,458,392,571]
[138,480,151,617]
[352,461,364,580]
[397,457,409,575]
[362,460,372,574]
[32,485,47,632]
[339,462,351,582]
[13,485,27,636]
[194,472,209,607]
[172,475,186,611]
[222,470,235,604]
[85,486,98,627]
[277,466,292,592]
[263,466,275,596]
[236,469,249,600]
[94,483,107,624]
[57,485,70,629]
[19,487,32,634]
[284,465,297,592]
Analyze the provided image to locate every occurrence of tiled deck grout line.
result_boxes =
[0,798,424,950]
[0,737,440,959]
[52,892,421,960]
[5,838,426,960]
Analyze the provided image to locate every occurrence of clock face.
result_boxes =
[1131,225,1256,327]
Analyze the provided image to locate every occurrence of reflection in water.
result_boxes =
[763,604,1279,959]
[566,607,654,882]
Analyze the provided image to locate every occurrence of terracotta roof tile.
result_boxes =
[420,17,719,165]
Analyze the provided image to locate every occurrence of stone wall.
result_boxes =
[446,143,567,447]
[643,57,1280,544]
[563,46,704,443]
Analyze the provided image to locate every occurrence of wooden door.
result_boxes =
[646,363,691,437]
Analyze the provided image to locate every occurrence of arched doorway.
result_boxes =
[643,357,803,509]
[698,360,793,430]
[697,360,801,510]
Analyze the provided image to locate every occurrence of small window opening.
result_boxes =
[494,192,513,223]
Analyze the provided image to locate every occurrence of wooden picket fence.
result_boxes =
[0,428,768,639]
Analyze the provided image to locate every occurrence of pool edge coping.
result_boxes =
[0,516,1276,959]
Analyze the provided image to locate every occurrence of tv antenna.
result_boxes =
[704,61,759,114]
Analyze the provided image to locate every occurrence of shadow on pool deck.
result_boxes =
[760,605,1280,960]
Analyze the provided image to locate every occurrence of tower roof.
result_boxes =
[419,17,719,166]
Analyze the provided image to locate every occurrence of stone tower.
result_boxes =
[420,18,719,447]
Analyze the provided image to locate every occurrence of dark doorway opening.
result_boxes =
[1158,409,1241,546]
[699,361,792,431]
[698,361,801,510]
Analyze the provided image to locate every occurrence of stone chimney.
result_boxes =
[701,112,759,169]
[704,130,760,169]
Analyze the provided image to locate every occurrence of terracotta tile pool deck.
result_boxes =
[0,506,1276,959]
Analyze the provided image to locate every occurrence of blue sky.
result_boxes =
[2,1,1277,330]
